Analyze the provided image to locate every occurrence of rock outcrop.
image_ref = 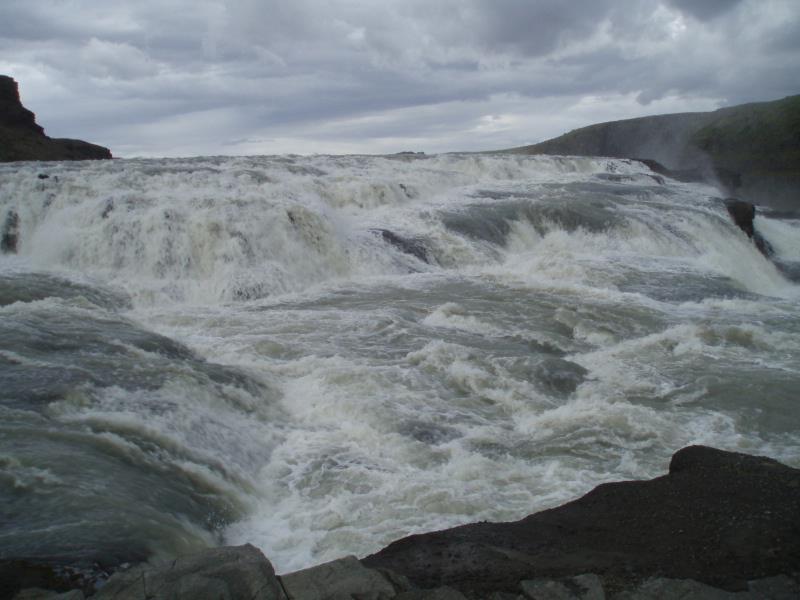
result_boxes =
[504,95,800,211]
[1,209,19,253]
[7,446,800,600]
[0,76,111,162]
[723,198,774,256]
[364,445,800,597]
[371,229,431,264]
[280,554,411,599]
[89,544,284,600]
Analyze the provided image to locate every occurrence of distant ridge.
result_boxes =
[504,95,800,210]
[0,75,112,162]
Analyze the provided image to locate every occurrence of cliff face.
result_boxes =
[0,75,112,162]
[507,95,800,210]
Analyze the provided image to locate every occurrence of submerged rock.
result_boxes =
[1,209,19,253]
[371,229,430,264]
[531,358,589,397]
[632,158,705,183]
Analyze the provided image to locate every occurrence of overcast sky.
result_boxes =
[2,0,798,157]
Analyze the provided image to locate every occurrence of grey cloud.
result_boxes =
[666,0,744,21]
[467,0,617,55]
[1,0,797,156]
[0,1,142,43]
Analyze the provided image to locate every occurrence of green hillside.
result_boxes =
[692,95,800,172]
[506,95,800,210]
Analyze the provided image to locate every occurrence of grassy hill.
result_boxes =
[505,95,800,210]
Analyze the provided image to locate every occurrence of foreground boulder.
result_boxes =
[0,75,111,162]
[91,544,285,600]
[0,560,93,600]
[280,555,409,599]
[363,446,800,597]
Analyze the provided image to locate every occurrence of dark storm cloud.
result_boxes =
[1,0,798,156]
[465,0,619,55]
[666,0,744,21]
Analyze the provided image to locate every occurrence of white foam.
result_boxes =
[0,154,663,306]
[422,302,504,336]
[756,217,800,260]
[2,154,798,573]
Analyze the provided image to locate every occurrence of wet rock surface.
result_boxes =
[13,590,84,600]
[724,198,757,237]
[0,560,94,600]
[1,209,19,253]
[723,198,775,256]
[280,555,406,599]
[363,446,800,597]
[519,573,605,599]
[90,544,285,600]
[371,228,431,264]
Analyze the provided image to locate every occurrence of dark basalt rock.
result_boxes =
[0,77,42,134]
[0,559,95,600]
[0,75,112,162]
[363,445,800,598]
[632,158,705,183]
[372,228,430,264]
[1,209,19,253]
[724,198,774,257]
[775,260,800,283]
[725,198,757,237]
[280,555,407,599]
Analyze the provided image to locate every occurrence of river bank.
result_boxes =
[4,445,800,599]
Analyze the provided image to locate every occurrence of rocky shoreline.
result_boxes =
[4,445,799,599]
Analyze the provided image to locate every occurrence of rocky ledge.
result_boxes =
[0,76,111,162]
[5,446,800,599]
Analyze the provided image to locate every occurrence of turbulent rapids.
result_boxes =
[0,153,799,574]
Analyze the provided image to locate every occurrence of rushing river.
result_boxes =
[1,153,799,574]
